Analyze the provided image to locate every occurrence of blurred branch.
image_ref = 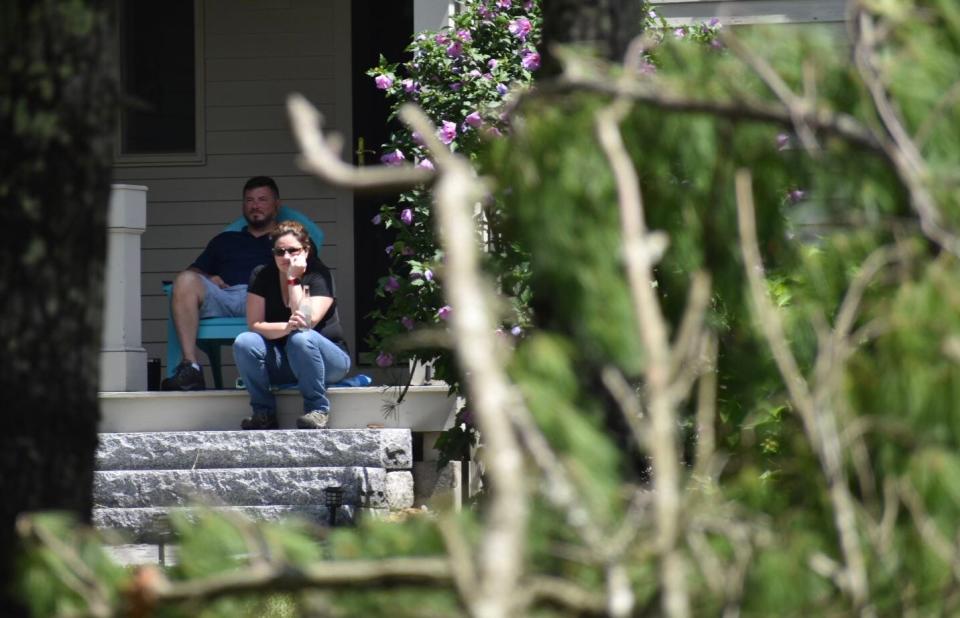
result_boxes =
[735,170,873,615]
[288,93,435,192]
[851,11,960,258]
[596,98,689,618]
[399,102,528,618]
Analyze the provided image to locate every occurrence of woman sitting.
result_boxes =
[234,220,350,430]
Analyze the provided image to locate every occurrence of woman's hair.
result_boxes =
[270,220,312,255]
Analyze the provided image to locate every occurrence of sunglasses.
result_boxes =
[272,246,304,257]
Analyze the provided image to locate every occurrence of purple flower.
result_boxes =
[777,133,790,151]
[465,111,483,128]
[416,158,435,170]
[385,244,394,255]
[639,60,657,75]
[486,126,503,138]
[478,6,492,19]
[412,131,425,146]
[508,17,532,40]
[521,50,541,71]
[450,82,462,91]
[424,269,434,282]
[523,0,534,9]
[497,0,512,8]
[400,208,413,225]
[788,189,807,204]
[376,352,394,368]
[673,27,686,39]
[457,29,472,43]
[380,149,405,166]
[437,305,452,321]
[434,33,448,44]
[385,276,400,292]
[371,214,382,225]
[511,325,523,336]
[401,78,418,94]
[496,83,508,96]
[401,316,415,331]
[446,40,463,58]
[708,17,721,28]
[467,69,482,79]
[375,74,394,89]
[487,58,499,70]
[439,120,457,145]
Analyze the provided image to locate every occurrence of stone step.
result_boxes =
[96,429,412,471]
[94,505,358,543]
[94,467,414,510]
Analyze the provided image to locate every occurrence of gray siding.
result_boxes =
[113,0,354,384]
[653,0,846,25]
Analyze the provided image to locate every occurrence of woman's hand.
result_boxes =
[286,310,309,333]
[287,253,308,279]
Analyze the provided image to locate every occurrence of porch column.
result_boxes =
[100,184,148,392]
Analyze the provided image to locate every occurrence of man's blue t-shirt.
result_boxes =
[190,227,273,287]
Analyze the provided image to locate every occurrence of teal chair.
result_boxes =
[164,206,325,388]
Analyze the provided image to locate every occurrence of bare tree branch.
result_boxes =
[596,98,689,618]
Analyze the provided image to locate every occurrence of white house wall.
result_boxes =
[652,0,847,25]
[112,0,354,384]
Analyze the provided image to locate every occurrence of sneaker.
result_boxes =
[297,410,330,429]
[241,413,279,430]
[160,362,205,391]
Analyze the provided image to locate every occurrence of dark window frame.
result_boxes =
[114,0,205,167]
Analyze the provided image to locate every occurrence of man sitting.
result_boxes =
[160,176,280,391]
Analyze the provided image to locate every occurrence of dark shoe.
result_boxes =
[241,413,279,430]
[296,410,329,429]
[160,362,205,391]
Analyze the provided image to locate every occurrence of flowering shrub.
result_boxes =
[366,0,544,388]
[367,1,721,463]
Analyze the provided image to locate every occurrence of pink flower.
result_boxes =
[777,133,791,151]
[375,74,394,89]
[439,120,457,145]
[508,17,532,40]
[437,305,452,321]
[424,269,434,282]
[401,316,415,331]
[411,131,425,146]
[450,82,462,91]
[434,33,448,44]
[465,111,483,128]
[673,28,686,39]
[376,352,394,367]
[488,58,499,70]
[380,149,405,166]
[457,29,472,43]
[401,78,418,94]
[521,50,540,71]
[497,0,512,8]
[447,40,463,58]
[788,189,807,204]
[400,208,413,225]
[486,126,503,138]
[416,158,435,170]
[385,276,400,293]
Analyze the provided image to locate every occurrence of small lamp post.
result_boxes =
[324,486,344,527]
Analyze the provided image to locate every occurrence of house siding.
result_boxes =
[113,0,354,384]
[652,0,846,25]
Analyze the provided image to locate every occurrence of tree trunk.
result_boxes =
[540,0,644,76]
[0,1,118,614]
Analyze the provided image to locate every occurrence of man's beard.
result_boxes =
[245,212,274,231]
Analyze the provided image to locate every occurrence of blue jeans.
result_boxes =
[233,330,351,417]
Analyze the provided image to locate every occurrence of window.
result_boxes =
[115,0,204,165]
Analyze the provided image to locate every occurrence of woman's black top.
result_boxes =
[248,260,348,354]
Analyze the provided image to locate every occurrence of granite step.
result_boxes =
[94,505,358,543]
[96,429,412,471]
[93,467,414,510]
